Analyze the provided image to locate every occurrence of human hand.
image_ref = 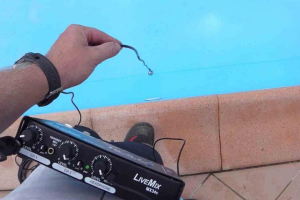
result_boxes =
[46,24,121,89]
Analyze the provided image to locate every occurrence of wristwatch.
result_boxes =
[14,53,63,107]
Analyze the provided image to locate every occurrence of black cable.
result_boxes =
[19,159,30,183]
[17,160,23,183]
[18,158,29,183]
[61,91,82,126]
[99,192,106,200]
[16,156,40,183]
[25,163,39,178]
[15,155,21,167]
[152,138,186,176]
[121,44,153,75]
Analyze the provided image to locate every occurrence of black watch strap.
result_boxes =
[15,53,63,107]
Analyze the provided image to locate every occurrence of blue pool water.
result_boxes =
[0,1,300,115]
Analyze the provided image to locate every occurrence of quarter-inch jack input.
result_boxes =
[48,147,55,155]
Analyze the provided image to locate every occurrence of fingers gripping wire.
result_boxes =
[152,138,186,176]
[120,44,153,75]
[61,91,82,126]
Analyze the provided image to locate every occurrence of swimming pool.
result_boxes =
[1,0,299,115]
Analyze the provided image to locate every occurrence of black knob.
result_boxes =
[58,145,74,161]
[20,128,39,144]
[93,159,110,176]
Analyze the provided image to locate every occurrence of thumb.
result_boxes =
[90,42,121,65]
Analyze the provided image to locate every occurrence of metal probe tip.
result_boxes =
[148,70,153,75]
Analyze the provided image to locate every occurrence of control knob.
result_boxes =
[19,126,42,145]
[92,155,112,177]
[58,141,79,162]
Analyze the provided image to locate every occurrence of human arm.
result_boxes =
[0,24,121,133]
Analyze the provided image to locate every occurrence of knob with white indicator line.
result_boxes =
[19,125,43,146]
[58,141,79,162]
[91,155,112,177]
